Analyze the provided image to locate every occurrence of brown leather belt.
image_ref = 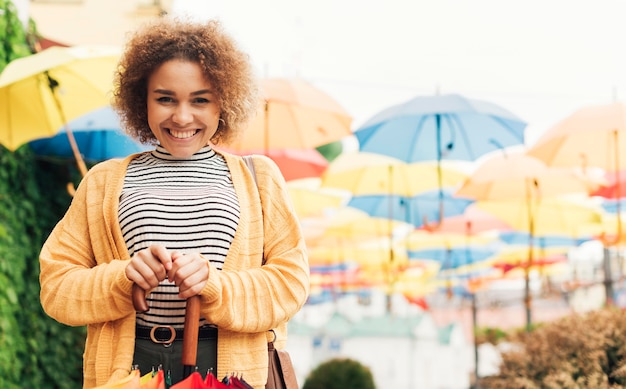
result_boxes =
[136,325,217,345]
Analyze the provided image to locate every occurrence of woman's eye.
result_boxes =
[194,97,210,104]
[157,96,175,103]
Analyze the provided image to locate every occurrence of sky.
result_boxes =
[171,0,626,146]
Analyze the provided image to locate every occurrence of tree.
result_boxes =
[480,307,626,389]
[303,358,376,389]
[0,0,32,71]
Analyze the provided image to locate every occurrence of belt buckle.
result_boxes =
[150,325,176,347]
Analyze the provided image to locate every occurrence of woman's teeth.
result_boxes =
[169,129,198,139]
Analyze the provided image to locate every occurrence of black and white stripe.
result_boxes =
[120,145,239,327]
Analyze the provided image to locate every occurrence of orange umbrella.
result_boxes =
[227,77,353,151]
[527,102,626,172]
[526,102,626,245]
[455,149,602,201]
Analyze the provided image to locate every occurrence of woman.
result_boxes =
[39,17,309,388]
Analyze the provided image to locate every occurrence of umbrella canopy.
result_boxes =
[353,93,527,163]
[321,151,469,197]
[347,188,475,228]
[526,102,626,172]
[475,197,605,237]
[29,106,151,162]
[525,102,626,245]
[286,177,350,218]
[455,150,603,201]
[226,77,353,151]
[0,45,120,150]
[223,147,329,181]
[590,169,626,199]
[428,204,513,234]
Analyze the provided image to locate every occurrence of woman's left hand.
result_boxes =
[168,252,210,299]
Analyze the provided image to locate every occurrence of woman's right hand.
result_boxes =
[125,244,174,292]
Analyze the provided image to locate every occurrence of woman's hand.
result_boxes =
[168,252,210,299]
[125,244,173,292]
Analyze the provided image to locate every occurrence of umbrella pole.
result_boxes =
[524,178,537,332]
[423,114,444,231]
[46,72,88,177]
[466,221,481,388]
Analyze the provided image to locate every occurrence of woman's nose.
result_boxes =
[172,104,193,125]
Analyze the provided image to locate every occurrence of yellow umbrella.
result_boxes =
[0,44,120,175]
[475,197,605,238]
[307,237,409,269]
[227,77,353,151]
[321,151,469,196]
[286,177,350,218]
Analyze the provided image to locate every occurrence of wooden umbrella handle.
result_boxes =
[132,284,149,313]
[132,283,201,376]
[182,295,201,369]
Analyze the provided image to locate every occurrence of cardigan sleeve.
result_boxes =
[39,160,136,326]
[199,154,310,333]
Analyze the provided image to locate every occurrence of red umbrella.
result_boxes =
[590,169,626,199]
[221,148,329,181]
[422,204,512,234]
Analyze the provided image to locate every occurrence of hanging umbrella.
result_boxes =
[227,77,353,151]
[285,177,350,218]
[347,188,475,228]
[0,44,120,175]
[428,204,513,234]
[353,93,526,228]
[456,148,606,331]
[29,106,151,163]
[221,147,329,181]
[475,197,606,238]
[590,169,626,199]
[354,93,526,163]
[320,151,469,197]
[455,150,603,200]
[526,102,626,172]
[526,102,626,245]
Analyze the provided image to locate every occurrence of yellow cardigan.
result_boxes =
[39,150,310,389]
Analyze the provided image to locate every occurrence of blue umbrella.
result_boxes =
[408,246,498,270]
[347,188,474,228]
[354,93,527,163]
[498,231,591,247]
[354,93,526,228]
[29,106,151,163]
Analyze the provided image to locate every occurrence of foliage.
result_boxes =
[302,357,376,389]
[480,307,626,389]
[0,145,85,389]
[0,0,34,70]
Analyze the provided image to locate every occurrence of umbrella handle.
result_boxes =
[182,295,201,374]
[132,284,201,378]
[132,284,149,313]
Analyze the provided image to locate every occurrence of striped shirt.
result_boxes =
[119,145,239,328]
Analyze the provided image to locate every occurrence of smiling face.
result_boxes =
[146,59,221,158]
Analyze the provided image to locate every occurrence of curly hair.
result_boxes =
[112,17,259,146]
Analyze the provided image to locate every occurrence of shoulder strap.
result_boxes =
[242,155,265,265]
[242,155,257,187]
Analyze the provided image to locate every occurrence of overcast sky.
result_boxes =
[172,0,626,146]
